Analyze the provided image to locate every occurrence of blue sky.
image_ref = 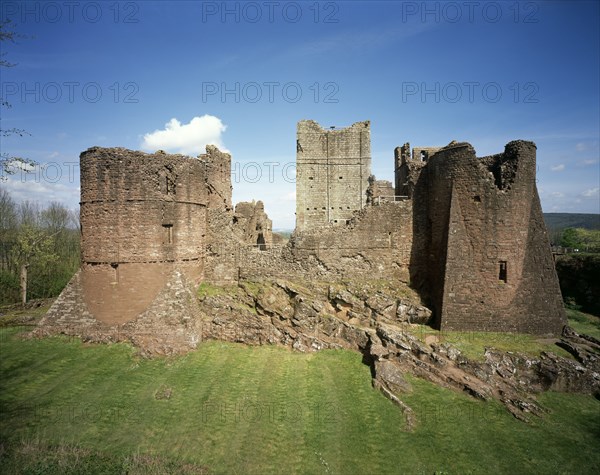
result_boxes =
[1,0,598,229]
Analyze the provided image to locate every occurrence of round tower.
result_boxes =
[79,147,208,324]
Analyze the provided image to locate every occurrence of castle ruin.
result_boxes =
[41,119,566,338]
[296,120,371,230]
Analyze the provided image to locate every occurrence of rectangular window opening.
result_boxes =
[163,224,173,244]
[499,261,507,283]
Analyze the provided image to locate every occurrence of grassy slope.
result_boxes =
[1,327,599,474]
[566,308,600,339]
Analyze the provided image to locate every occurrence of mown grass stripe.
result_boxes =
[0,334,598,474]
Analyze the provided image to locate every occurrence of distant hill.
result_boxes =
[543,213,600,233]
[275,216,600,237]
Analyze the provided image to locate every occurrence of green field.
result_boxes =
[1,323,599,474]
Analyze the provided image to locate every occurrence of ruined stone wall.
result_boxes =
[233,200,273,249]
[237,245,302,281]
[201,145,232,211]
[423,141,565,334]
[290,201,413,282]
[44,122,566,339]
[394,143,428,198]
[296,120,371,231]
[204,199,279,284]
[412,146,442,162]
[204,208,238,285]
[394,143,409,194]
[206,199,414,284]
[367,176,395,205]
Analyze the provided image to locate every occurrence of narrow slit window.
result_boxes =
[165,175,176,195]
[163,224,173,244]
[499,261,507,283]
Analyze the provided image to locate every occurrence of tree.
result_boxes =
[560,227,600,253]
[0,191,80,304]
[560,228,579,248]
[0,19,36,179]
[0,189,17,272]
[10,224,59,305]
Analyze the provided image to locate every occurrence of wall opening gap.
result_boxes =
[163,224,173,244]
[499,260,507,283]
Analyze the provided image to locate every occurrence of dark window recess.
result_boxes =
[473,195,481,202]
[499,261,507,282]
[257,233,266,251]
[163,224,173,244]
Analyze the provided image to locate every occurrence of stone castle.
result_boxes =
[41,119,566,337]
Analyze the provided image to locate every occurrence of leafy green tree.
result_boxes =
[0,191,79,305]
[10,225,59,305]
[560,228,579,248]
[575,228,600,252]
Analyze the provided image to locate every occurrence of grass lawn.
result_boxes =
[0,326,599,474]
[566,308,600,340]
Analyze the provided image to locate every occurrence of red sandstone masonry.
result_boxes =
[41,121,566,337]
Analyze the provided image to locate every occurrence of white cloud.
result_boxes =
[550,164,565,172]
[575,142,586,152]
[549,191,565,198]
[1,175,80,210]
[141,115,228,156]
[283,191,296,201]
[581,159,598,166]
[581,187,599,198]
